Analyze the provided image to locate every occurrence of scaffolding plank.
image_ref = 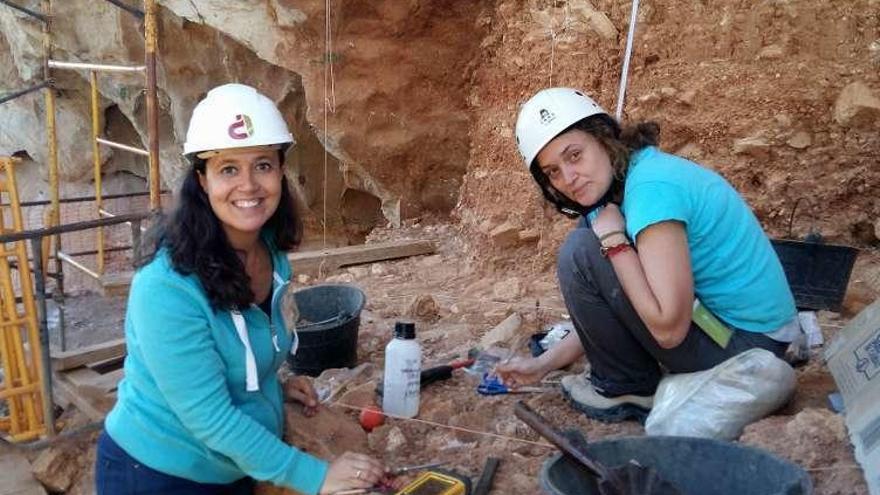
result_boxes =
[51,372,112,422]
[51,338,125,371]
[64,367,123,394]
[289,239,437,275]
[94,239,437,292]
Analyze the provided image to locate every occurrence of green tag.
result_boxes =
[692,300,733,348]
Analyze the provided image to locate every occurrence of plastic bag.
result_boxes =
[645,348,796,440]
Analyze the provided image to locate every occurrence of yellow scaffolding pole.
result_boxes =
[90,70,105,275]
[0,157,48,441]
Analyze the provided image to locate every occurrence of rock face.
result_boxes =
[1,0,491,243]
[2,0,878,256]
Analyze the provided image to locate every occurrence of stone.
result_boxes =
[492,277,522,302]
[283,402,368,460]
[324,273,355,284]
[385,426,407,452]
[732,136,771,159]
[31,446,79,493]
[569,0,618,40]
[833,81,880,127]
[659,87,677,98]
[677,89,697,106]
[675,142,703,160]
[407,294,440,320]
[489,221,522,247]
[479,312,523,349]
[346,266,369,278]
[757,44,785,59]
[786,131,812,149]
[518,229,540,243]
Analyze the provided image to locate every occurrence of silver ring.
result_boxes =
[356,470,363,480]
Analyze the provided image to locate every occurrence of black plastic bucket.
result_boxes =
[540,436,812,495]
[771,239,858,312]
[286,284,365,377]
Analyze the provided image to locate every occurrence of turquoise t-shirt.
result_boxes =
[620,147,796,332]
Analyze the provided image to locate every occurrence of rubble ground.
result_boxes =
[16,220,879,495]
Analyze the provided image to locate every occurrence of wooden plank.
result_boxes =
[289,239,436,275]
[51,372,111,422]
[51,338,126,371]
[64,367,124,394]
[90,239,435,291]
[86,354,125,374]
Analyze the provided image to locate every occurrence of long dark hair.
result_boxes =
[529,114,660,218]
[137,154,302,311]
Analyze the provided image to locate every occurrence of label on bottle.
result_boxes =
[402,359,420,398]
[692,299,733,349]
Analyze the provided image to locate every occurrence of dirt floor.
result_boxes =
[46,218,879,495]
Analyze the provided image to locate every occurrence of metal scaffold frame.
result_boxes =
[0,0,163,440]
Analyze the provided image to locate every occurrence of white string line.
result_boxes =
[329,401,554,449]
[615,0,640,120]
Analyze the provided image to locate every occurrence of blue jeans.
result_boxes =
[95,431,255,495]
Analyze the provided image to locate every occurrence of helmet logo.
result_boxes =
[539,108,555,125]
[228,114,254,140]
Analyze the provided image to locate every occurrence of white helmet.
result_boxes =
[515,88,608,169]
[183,83,295,159]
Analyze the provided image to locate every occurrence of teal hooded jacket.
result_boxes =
[104,243,329,494]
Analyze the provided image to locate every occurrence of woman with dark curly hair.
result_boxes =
[95,84,384,495]
[498,88,798,422]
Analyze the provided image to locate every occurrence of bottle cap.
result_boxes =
[394,321,416,339]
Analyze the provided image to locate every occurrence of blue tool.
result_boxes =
[477,373,546,395]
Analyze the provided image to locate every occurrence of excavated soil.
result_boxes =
[52,220,879,494]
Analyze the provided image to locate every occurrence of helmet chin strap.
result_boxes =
[560,178,620,218]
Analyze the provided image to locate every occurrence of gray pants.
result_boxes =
[557,227,787,397]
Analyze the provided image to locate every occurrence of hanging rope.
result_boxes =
[614,0,640,120]
[322,0,337,250]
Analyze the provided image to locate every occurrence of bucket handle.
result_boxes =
[296,312,352,330]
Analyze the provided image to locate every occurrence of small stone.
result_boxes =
[659,86,677,98]
[346,266,369,278]
[732,136,771,159]
[518,229,540,243]
[675,142,703,160]
[833,81,880,127]
[677,89,697,106]
[489,221,522,247]
[370,263,387,276]
[407,294,440,320]
[385,426,407,452]
[324,273,354,284]
[479,312,523,349]
[758,44,785,59]
[786,131,812,149]
[493,277,522,301]
[296,274,311,284]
